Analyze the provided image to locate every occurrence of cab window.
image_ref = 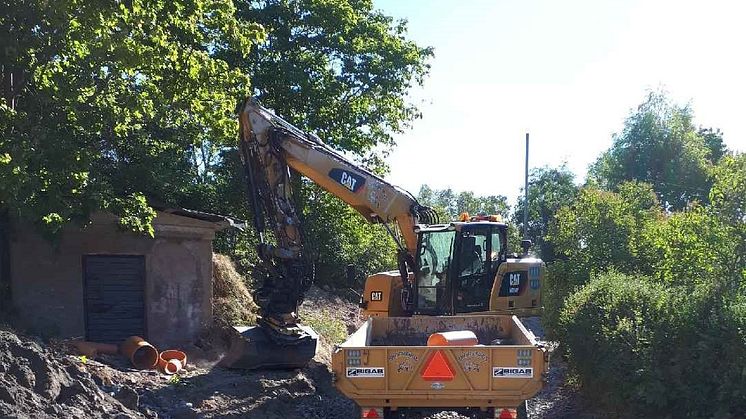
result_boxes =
[415,230,455,311]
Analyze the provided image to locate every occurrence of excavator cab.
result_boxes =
[413,222,507,315]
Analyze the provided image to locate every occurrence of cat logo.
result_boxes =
[340,172,357,191]
[509,272,521,294]
[329,168,365,193]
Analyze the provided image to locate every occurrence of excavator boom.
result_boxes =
[242,99,438,253]
[220,98,436,370]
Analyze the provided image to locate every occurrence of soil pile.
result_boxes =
[0,329,140,418]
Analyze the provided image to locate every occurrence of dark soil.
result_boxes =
[0,328,141,418]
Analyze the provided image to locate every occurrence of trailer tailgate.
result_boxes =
[331,315,547,409]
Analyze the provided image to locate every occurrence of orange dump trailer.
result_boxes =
[331,315,548,419]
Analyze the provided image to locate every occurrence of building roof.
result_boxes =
[153,206,246,231]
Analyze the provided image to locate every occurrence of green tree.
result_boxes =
[300,182,397,287]
[417,185,511,221]
[549,182,660,282]
[589,91,724,209]
[0,0,263,236]
[553,155,746,416]
[699,127,727,162]
[513,165,578,262]
[544,182,660,333]
[230,0,433,161]
[708,154,746,290]
[416,185,449,222]
[211,0,433,284]
[559,272,746,417]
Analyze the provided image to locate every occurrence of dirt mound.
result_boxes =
[0,328,140,418]
[212,253,258,327]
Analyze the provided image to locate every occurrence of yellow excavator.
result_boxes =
[220,98,544,370]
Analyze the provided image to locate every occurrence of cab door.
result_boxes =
[453,226,503,313]
[413,229,456,315]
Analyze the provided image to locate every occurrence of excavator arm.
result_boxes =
[220,98,436,370]
[240,98,437,251]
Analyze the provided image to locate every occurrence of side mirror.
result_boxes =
[520,240,532,256]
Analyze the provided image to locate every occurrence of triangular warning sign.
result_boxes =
[363,408,380,418]
[421,350,455,381]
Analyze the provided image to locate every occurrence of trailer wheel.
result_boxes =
[516,401,528,419]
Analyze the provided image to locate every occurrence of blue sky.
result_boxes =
[373,0,746,204]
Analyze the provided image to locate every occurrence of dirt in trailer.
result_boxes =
[1,288,595,418]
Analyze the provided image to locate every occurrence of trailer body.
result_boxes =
[332,315,547,418]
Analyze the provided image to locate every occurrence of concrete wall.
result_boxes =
[9,212,218,347]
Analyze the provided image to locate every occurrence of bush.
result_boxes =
[558,272,667,411]
[559,271,746,417]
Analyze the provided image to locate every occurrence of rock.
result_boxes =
[44,404,62,415]
[171,406,199,419]
[8,362,35,389]
[0,384,14,404]
[141,406,159,419]
[56,380,88,404]
[114,385,139,410]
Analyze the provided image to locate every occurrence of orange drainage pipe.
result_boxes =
[427,330,479,346]
[69,341,119,358]
[163,359,183,375]
[159,350,187,374]
[120,336,159,370]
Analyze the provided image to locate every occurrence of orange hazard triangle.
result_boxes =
[363,408,380,418]
[421,350,455,381]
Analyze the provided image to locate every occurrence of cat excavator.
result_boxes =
[219,98,544,370]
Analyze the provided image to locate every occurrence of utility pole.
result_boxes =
[523,133,529,239]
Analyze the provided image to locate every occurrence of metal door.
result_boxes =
[83,255,145,343]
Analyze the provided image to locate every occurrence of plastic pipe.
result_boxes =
[120,336,159,369]
[163,359,183,375]
[427,330,479,346]
[70,341,119,358]
[158,349,188,373]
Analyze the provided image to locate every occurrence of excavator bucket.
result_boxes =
[219,324,318,370]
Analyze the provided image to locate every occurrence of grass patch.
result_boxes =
[213,254,258,326]
[301,308,347,345]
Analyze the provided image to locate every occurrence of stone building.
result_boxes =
[0,209,241,348]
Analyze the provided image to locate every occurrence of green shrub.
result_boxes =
[558,272,667,411]
[559,272,746,417]
[541,260,578,339]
